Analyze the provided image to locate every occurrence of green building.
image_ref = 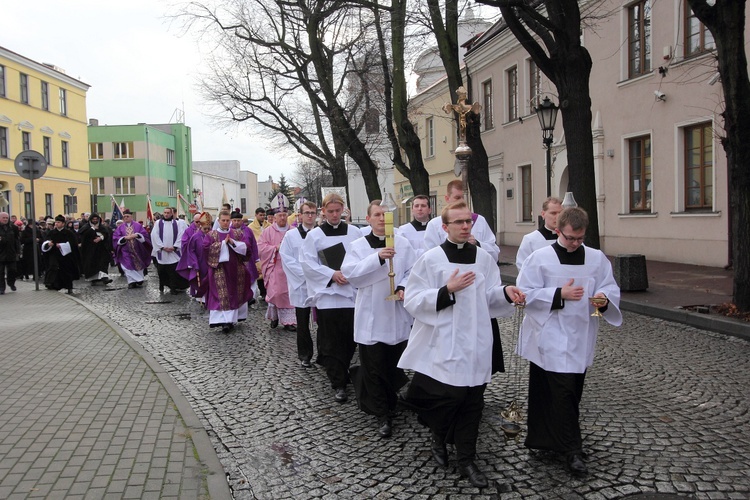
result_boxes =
[87,121,192,220]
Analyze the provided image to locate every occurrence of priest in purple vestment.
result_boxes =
[203,210,256,333]
[112,209,152,289]
[177,212,211,299]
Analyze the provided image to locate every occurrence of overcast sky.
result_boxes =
[1,0,291,183]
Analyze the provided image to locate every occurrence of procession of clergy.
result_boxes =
[97,180,623,487]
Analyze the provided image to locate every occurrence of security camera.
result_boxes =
[654,90,666,101]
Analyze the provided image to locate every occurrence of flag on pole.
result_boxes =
[177,192,191,214]
[110,195,123,226]
[221,184,228,206]
[175,190,181,218]
[146,195,154,224]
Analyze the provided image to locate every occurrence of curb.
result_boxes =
[500,272,750,343]
[66,293,232,500]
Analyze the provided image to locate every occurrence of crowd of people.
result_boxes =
[0,181,622,486]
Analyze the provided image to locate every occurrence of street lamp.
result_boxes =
[229,198,234,209]
[534,96,559,197]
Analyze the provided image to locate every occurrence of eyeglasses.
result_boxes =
[559,230,585,243]
[302,211,317,216]
[447,219,474,226]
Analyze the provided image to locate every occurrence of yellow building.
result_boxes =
[0,45,91,219]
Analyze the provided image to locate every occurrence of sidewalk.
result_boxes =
[0,279,230,499]
[499,244,749,341]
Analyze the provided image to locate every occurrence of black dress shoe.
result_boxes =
[458,462,489,488]
[102,277,112,285]
[430,434,448,467]
[283,324,297,332]
[300,358,312,368]
[567,453,588,475]
[9,285,17,291]
[270,319,279,329]
[334,388,347,403]
[378,417,392,438]
[159,285,165,293]
[128,283,137,289]
[136,281,144,287]
[221,324,231,333]
[170,290,181,295]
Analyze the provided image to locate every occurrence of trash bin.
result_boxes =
[614,254,648,291]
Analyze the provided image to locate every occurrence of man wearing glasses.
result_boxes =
[516,207,622,476]
[399,201,525,488]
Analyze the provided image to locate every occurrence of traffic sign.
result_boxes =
[15,183,24,193]
[14,150,48,180]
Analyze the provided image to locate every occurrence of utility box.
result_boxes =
[614,254,649,291]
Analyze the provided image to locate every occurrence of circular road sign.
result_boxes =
[14,150,48,180]
[15,183,25,193]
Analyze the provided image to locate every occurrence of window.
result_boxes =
[628,0,651,78]
[113,142,134,159]
[59,88,67,116]
[507,66,518,121]
[89,142,103,160]
[166,148,175,165]
[168,180,176,197]
[41,81,49,111]
[240,183,246,189]
[0,65,5,97]
[63,195,78,214]
[365,108,380,135]
[0,127,7,158]
[685,7,714,57]
[115,177,136,195]
[241,198,247,213]
[61,141,69,168]
[482,80,493,130]
[684,123,713,209]
[24,192,32,219]
[20,73,29,104]
[529,60,542,111]
[628,136,651,211]
[520,165,532,222]
[426,117,435,157]
[91,177,105,195]
[45,194,53,216]
[22,131,31,151]
[43,137,51,163]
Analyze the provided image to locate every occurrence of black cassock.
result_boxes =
[79,223,112,280]
[43,228,80,291]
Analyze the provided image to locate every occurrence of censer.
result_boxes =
[499,302,526,443]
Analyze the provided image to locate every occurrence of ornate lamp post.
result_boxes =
[534,96,559,197]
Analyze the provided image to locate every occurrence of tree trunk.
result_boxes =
[689,0,750,310]
[466,112,495,231]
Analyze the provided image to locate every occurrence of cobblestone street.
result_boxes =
[75,272,750,499]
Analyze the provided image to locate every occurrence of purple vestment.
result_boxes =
[112,221,152,271]
[202,228,256,312]
[177,228,209,297]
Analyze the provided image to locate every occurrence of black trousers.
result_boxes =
[156,262,188,290]
[352,341,408,418]
[0,260,17,290]
[403,372,486,466]
[316,307,355,389]
[257,278,266,298]
[525,362,586,456]
[296,307,314,361]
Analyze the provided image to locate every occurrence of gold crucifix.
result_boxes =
[442,86,482,143]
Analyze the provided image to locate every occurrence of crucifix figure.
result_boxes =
[442,86,482,145]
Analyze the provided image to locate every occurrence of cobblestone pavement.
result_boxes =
[75,271,750,499]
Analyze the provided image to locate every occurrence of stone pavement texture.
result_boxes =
[0,279,230,499]
[1,248,749,499]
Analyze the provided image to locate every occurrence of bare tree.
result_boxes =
[177,0,385,201]
[475,0,601,248]
[687,0,750,311]
[293,161,333,206]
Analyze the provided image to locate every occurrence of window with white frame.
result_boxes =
[41,81,49,111]
[426,117,435,157]
[482,80,493,130]
[168,180,176,197]
[91,177,105,195]
[59,88,67,116]
[63,195,78,214]
[22,131,30,151]
[684,123,713,209]
[628,135,651,211]
[20,73,29,104]
[0,65,5,97]
[529,59,542,112]
[45,194,53,216]
[89,142,104,160]
[520,165,532,222]
[628,0,651,78]
[167,148,175,165]
[113,142,134,159]
[61,140,69,168]
[43,137,51,163]
[0,127,7,158]
[507,66,518,122]
[115,177,136,195]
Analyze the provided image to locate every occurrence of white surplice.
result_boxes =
[422,214,500,262]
